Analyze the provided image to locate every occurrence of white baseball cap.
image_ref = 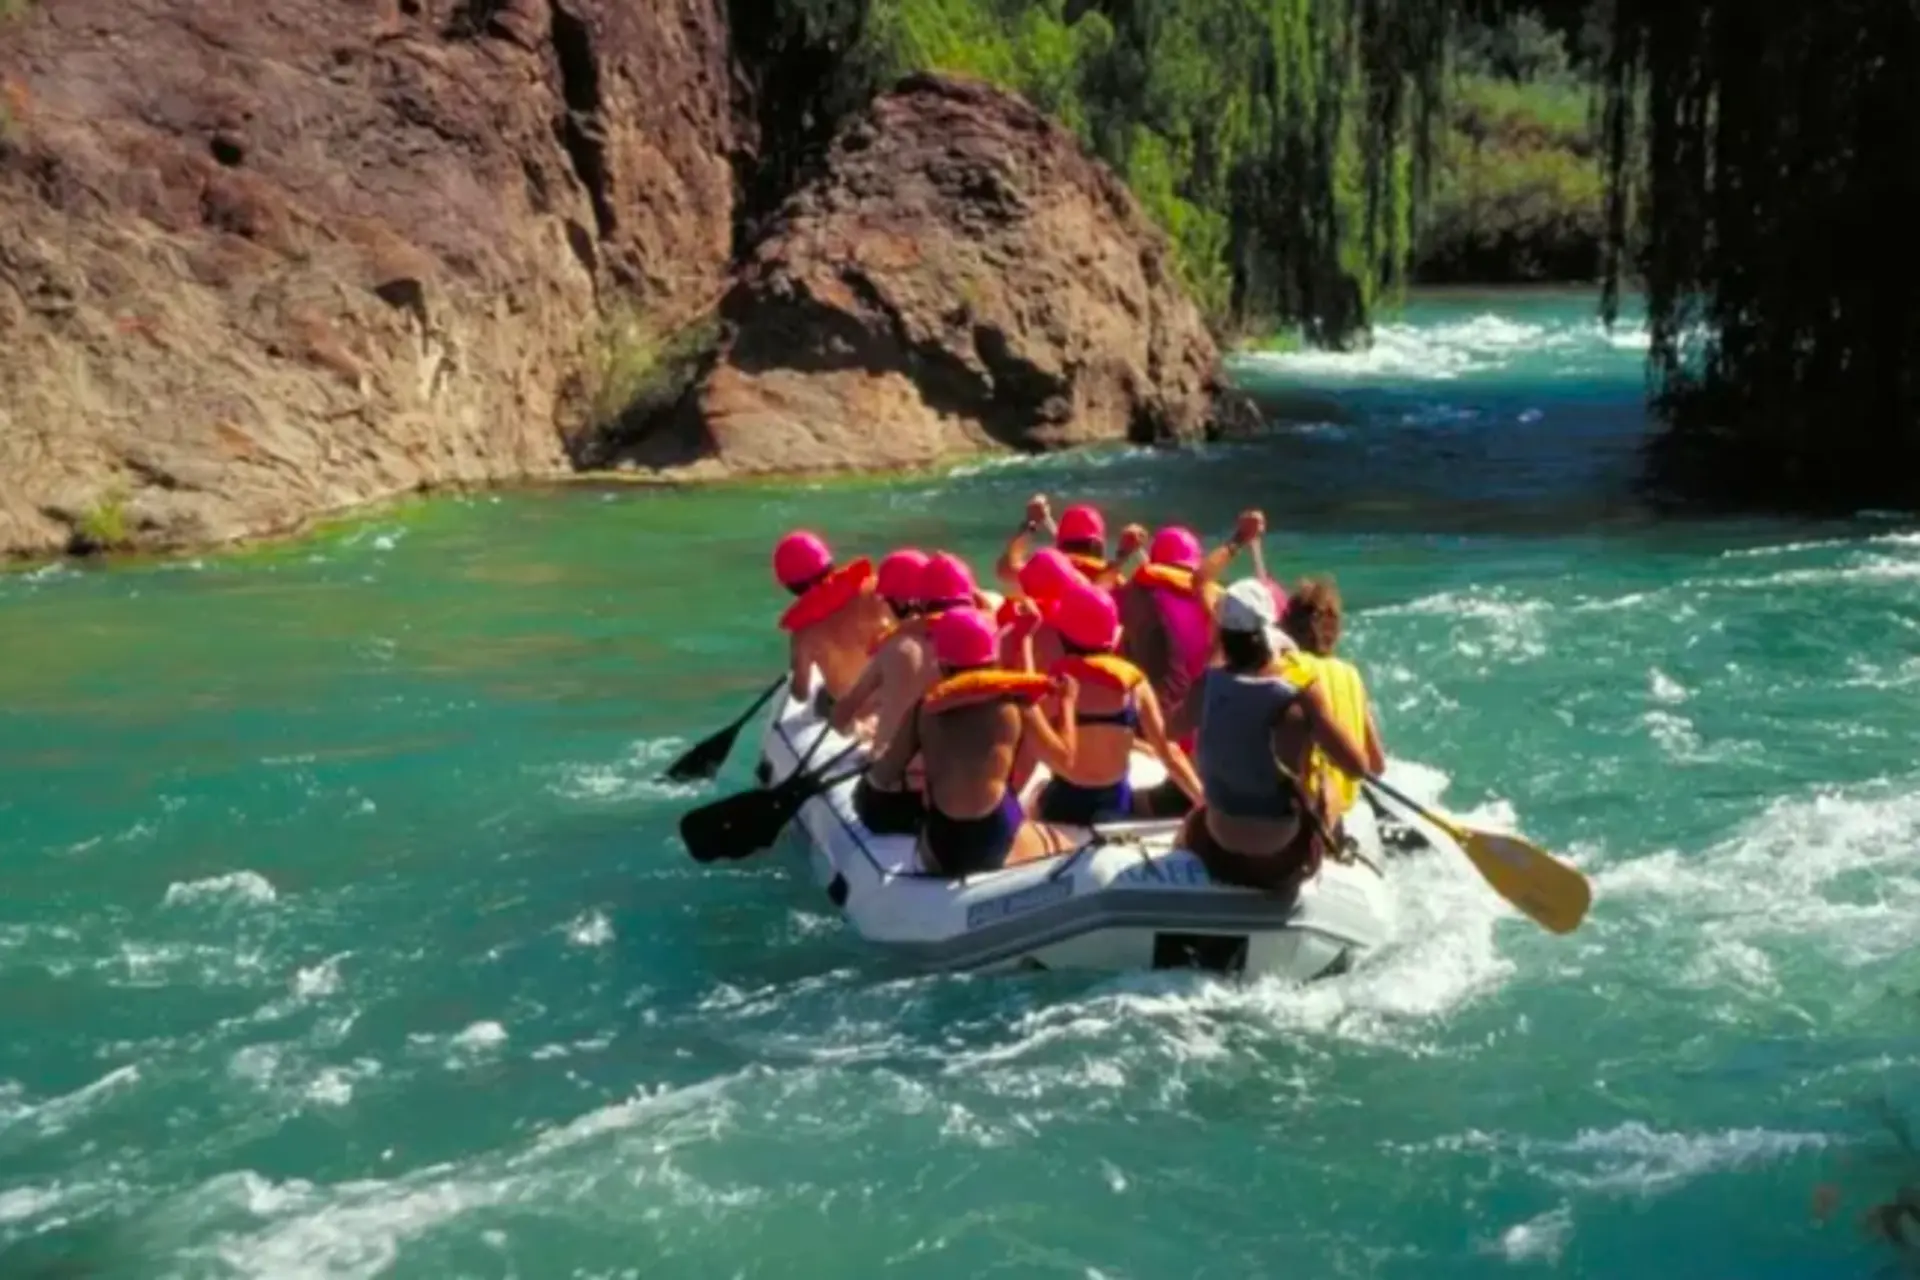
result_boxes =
[1215,578,1297,651]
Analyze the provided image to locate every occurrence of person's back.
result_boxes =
[834,548,935,752]
[1179,580,1371,893]
[795,590,892,703]
[865,628,934,750]
[1117,527,1213,719]
[867,609,1078,876]
[772,530,890,706]
[1196,668,1306,820]
[919,696,1024,819]
[1034,583,1204,823]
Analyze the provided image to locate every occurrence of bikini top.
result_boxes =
[1050,653,1145,732]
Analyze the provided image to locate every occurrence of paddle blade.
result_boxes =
[1459,829,1592,935]
[660,676,787,782]
[679,786,806,862]
[662,725,744,783]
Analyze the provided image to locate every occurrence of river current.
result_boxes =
[3,291,1918,1278]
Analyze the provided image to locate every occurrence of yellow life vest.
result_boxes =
[922,669,1051,715]
[1286,652,1370,816]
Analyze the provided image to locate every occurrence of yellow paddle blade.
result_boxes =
[1459,828,1592,935]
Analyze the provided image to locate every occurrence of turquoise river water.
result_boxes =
[4,292,1919,1278]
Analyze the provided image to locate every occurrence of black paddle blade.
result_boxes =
[679,782,812,863]
[660,676,787,782]
[662,727,743,784]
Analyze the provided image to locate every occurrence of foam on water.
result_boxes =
[1234,310,1653,383]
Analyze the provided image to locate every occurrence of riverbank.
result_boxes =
[4,286,1649,573]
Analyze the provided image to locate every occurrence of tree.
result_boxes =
[1601,0,1920,509]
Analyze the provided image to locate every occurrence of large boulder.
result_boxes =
[0,0,737,556]
[651,73,1231,476]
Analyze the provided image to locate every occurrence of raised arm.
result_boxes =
[1020,674,1079,775]
[1100,523,1150,587]
[1193,509,1266,598]
[1134,682,1205,804]
[994,494,1055,592]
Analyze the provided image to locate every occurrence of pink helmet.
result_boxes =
[1148,525,1202,570]
[917,552,977,609]
[930,607,998,669]
[1056,505,1106,547]
[772,530,833,589]
[876,548,930,603]
[1017,547,1083,602]
[1053,582,1121,652]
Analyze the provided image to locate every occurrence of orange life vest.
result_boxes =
[1065,552,1109,579]
[922,669,1051,715]
[1131,563,1198,596]
[1050,653,1145,692]
[778,558,876,633]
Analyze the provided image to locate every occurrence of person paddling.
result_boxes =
[773,530,892,709]
[996,495,1116,590]
[1029,582,1204,824]
[1173,580,1372,893]
[833,548,931,740]
[1278,575,1387,829]
[868,607,1078,875]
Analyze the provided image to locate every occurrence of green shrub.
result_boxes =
[584,307,719,431]
[1414,70,1605,283]
[73,495,130,555]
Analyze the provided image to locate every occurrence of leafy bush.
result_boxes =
[585,308,719,431]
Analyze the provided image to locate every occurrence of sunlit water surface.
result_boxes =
[4,291,1918,1278]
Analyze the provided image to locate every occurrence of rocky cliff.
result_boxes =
[630,75,1228,477]
[0,4,1234,559]
[0,0,736,556]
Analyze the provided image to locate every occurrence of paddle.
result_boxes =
[1363,774,1592,935]
[661,675,787,783]
[679,737,863,863]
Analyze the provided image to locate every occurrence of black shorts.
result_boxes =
[853,776,924,836]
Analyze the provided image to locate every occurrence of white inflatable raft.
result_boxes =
[751,681,1414,981]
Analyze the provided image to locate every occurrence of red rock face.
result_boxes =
[648,74,1229,477]
[0,0,737,555]
[0,16,1238,557]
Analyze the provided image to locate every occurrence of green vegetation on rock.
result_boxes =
[787,1,1612,337]
[1417,50,1605,283]
[835,0,1450,345]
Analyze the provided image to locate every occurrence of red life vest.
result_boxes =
[777,558,876,633]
